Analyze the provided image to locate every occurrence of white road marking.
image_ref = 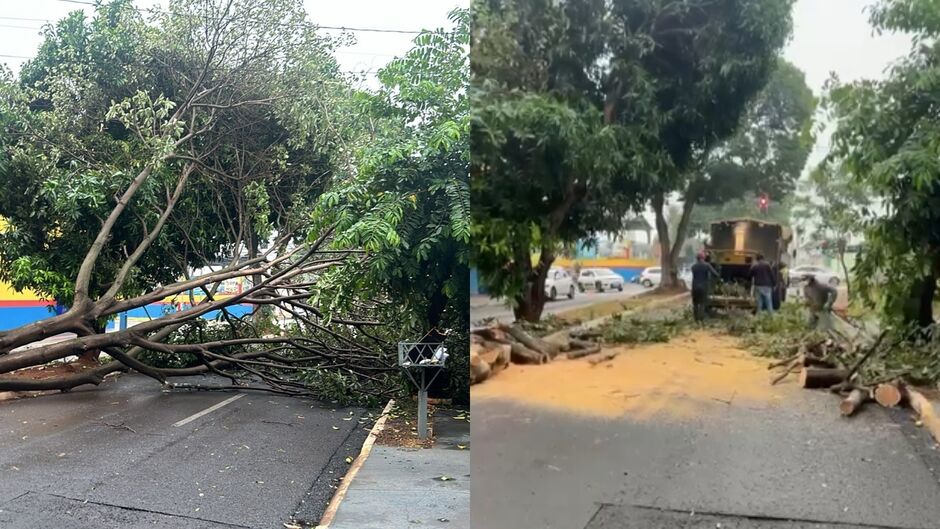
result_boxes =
[172,394,245,428]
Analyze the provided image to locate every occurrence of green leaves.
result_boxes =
[310,8,469,336]
[824,0,940,326]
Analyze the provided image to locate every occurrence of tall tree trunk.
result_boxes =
[653,185,698,290]
[512,243,554,323]
[902,275,935,328]
[837,239,851,300]
[652,193,674,288]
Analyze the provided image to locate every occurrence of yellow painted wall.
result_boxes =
[554,257,657,269]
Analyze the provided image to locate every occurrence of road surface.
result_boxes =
[0,374,370,528]
[471,284,647,323]
[472,369,940,529]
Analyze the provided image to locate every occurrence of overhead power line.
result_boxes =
[0,23,43,30]
[44,0,422,33]
[0,15,52,23]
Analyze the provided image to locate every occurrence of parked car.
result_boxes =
[578,268,624,293]
[544,267,576,300]
[638,267,661,288]
[789,264,840,287]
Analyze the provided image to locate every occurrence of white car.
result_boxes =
[789,264,840,287]
[578,268,624,292]
[638,267,661,288]
[544,268,576,300]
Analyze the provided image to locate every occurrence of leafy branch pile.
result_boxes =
[597,312,690,345]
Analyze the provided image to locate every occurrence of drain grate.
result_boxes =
[584,503,914,529]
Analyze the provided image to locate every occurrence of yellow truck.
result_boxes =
[704,218,792,310]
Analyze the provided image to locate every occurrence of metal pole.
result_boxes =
[418,369,428,440]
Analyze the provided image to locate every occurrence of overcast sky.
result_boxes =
[0,0,465,87]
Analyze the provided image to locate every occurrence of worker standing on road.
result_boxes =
[749,253,776,313]
[802,274,838,330]
[690,252,720,322]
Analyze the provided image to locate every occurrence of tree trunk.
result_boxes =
[652,185,697,290]
[837,240,851,300]
[902,275,935,328]
[652,193,674,287]
[512,244,554,323]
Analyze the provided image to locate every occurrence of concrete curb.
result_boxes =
[542,291,690,344]
[315,398,396,529]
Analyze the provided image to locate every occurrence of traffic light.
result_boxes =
[758,193,769,212]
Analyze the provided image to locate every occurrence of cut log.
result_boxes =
[475,327,512,343]
[567,344,603,359]
[503,324,562,358]
[509,342,547,365]
[903,386,940,445]
[874,382,904,407]
[803,356,837,368]
[769,353,837,384]
[470,351,490,385]
[570,329,602,340]
[478,341,510,366]
[839,388,871,417]
[542,333,572,352]
[587,351,618,366]
[799,367,850,389]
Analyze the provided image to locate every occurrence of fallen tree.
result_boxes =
[0,0,401,401]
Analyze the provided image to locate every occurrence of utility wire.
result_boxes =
[0,24,44,30]
[42,0,423,33]
[0,16,52,23]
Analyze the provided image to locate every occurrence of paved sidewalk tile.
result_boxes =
[329,409,470,529]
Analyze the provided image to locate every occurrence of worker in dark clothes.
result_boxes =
[690,252,720,322]
[802,274,838,330]
[749,253,776,313]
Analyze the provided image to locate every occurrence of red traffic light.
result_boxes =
[758,193,769,211]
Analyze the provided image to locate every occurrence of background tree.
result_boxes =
[0,0,400,401]
[470,0,661,322]
[825,0,940,327]
[686,61,815,232]
[613,1,799,288]
[311,9,471,401]
[791,163,872,298]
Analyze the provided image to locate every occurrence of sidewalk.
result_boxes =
[327,407,470,529]
[470,294,502,309]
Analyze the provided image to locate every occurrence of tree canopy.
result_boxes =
[471,0,797,320]
[825,0,940,326]
[0,0,347,307]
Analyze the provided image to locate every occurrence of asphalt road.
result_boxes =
[472,391,940,529]
[0,374,370,529]
[471,284,647,323]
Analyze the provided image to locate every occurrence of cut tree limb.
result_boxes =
[588,351,619,366]
[799,368,850,389]
[509,343,547,365]
[839,388,871,417]
[902,386,940,445]
[566,343,603,359]
[502,324,561,358]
